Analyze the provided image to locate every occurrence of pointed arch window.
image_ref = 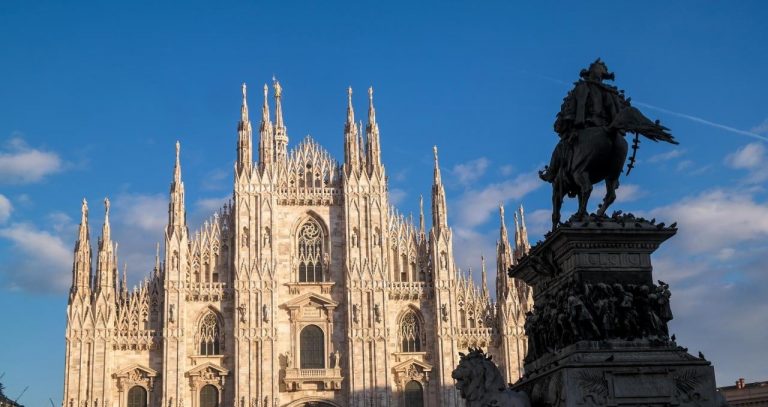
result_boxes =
[199,313,221,355]
[297,218,325,282]
[400,311,422,352]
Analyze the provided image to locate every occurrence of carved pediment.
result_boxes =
[185,362,229,378]
[186,362,230,390]
[283,292,338,310]
[392,358,433,389]
[113,364,158,391]
[392,358,433,374]
[114,364,158,378]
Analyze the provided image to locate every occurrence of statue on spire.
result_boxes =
[538,59,678,229]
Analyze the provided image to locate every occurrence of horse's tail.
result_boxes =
[612,106,678,145]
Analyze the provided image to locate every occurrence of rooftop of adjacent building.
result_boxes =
[718,378,768,405]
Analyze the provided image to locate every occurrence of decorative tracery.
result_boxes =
[199,313,221,355]
[400,311,422,352]
[297,218,325,282]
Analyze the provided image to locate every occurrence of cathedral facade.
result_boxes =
[62,82,532,407]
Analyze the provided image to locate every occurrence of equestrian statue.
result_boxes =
[539,59,678,229]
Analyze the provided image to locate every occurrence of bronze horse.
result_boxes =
[542,106,678,229]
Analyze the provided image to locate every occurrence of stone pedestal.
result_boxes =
[510,215,720,406]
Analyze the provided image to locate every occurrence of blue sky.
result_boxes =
[1,1,767,405]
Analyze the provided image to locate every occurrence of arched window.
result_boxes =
[297,218,325,282]
[199,313,221,355]
[127,386,147,407]
[200,384,218,407]
[404,380,424,407]
[460,309,467,329]
[300,325,325,369]
[400,311,422,352]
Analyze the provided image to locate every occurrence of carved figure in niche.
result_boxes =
[237,303,246,323]
[262,304,270,323]
[285,350,293,368]
[353,304,360,323]
[264,396,269,407]
[262,227,271,248]
[242,227,249,248]
[169,304,175,323]
[440,252,447,270]
[452,348,531,407]
[331,350,340,368]
[441,304,449,322]
[373,228,380,247]
[351,228,358,247]
[373,303,381,323]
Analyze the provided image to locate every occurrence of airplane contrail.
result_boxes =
[634,102,768,143]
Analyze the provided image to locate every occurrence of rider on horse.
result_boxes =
[541,59,630,183]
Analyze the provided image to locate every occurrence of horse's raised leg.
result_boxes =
[597,178,619,217]
[574,171,592,220]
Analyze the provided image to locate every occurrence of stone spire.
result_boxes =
[518,204,530,254]
[96,197,117,293]
[344,87,360,171]
[237,83,253,175]
[259,83,274,171]
[273,79,288,163]
[70,198,92,297]
[153,242,161,278]
[513,210,522,256]
[496,204,513,302]
[365,87,382,174]
[419,194,426,240]
[431,146,448,231]
[168,141,187,237]
[357,120,366,169]
[481,255,489,298]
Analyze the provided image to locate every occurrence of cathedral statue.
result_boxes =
[539,59,678,229]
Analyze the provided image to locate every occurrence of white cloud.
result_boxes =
[0,194,12,223]
[201,168,229,191]
[0,223,72,292]
[0,137,63,184]
[389,188,407,206]
[647,149,685,163]
[454,171,542,228]
[724,142,768,183]
[196,194,232,213]
[112,193,167,234]
[751,118,768,134]
[591,183,645,207]
[650,189,768,253]
[451,157,490,186]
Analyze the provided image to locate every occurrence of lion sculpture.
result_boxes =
[452,348,531,407]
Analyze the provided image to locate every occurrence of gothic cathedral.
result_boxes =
[62,82,532,407]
